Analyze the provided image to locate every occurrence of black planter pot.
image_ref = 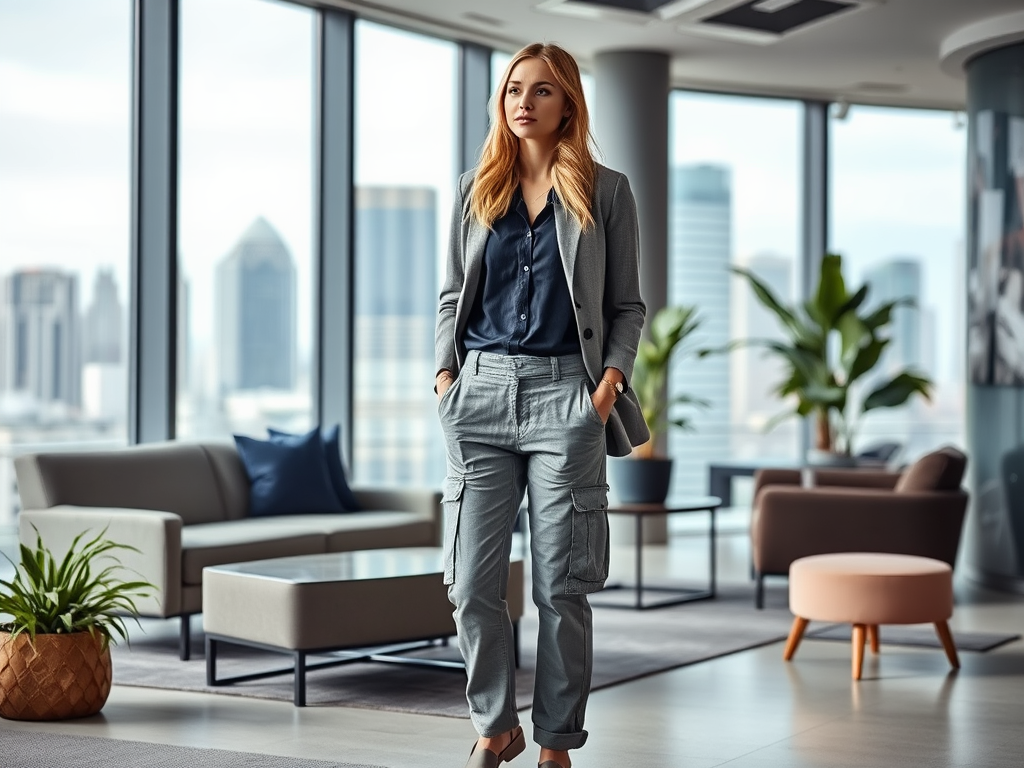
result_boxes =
[608,457,673,504]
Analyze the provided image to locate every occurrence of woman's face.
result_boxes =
[503,57,572,142]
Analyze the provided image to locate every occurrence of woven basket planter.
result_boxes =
[0,631,112,720]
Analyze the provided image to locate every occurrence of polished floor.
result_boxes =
[2,512,1024,768]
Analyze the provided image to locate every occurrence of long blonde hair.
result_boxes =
[471,43,596,231]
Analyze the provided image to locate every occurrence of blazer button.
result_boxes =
[583,328,593,340]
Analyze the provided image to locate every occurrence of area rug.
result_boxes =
[109,582,1018,718]
[111,583,796,717]
[0,729,382,768]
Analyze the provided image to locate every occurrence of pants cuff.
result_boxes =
[532,724,588,750]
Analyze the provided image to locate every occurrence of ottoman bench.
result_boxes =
[782,552,959,680]
[203,547,524,705]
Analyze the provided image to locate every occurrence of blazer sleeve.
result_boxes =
[601,172,646,387]
[435,174,469,378]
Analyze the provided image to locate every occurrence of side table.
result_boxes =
[593,496,722,610]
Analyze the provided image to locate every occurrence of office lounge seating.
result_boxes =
[14,441,442,660]
[750,446,968,609]
[783,552,958,680]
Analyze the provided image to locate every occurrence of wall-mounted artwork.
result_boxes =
[968,110,1024,385]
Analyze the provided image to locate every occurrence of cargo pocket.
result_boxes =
[441,476,465,585]
[566,484,611,594]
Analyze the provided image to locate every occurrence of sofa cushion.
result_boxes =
[199,443,251,521]
[181,520,327,584]
[895,447,967,493]
[268,424,361,512]
[304,511,436,552]
[234,429,344,517]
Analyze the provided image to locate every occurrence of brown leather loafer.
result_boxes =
[465,726,525,768]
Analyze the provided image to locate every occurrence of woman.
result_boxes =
[435,42,648,768]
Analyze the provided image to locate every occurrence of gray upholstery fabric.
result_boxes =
[15,442,227,525]
[203,554,523,651]
[19,504,184,617]
[198,442,252,520]
[181,521,327,584]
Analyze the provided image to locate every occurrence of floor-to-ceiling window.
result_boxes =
[668,92,802,498]
[352,21,457,486]
[0,0,132,525]
[176,0,315,441]
[830,105,966,462]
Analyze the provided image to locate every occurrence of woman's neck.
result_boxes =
[517,138,557,183]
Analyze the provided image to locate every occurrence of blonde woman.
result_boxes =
[435,42,648,768]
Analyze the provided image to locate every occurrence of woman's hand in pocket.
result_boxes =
[436,371,454,402]
[590,385,615,424]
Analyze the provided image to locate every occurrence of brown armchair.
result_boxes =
[751,447,968,608]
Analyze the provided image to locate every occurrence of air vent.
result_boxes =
[462,11,505,27]
[571,0,682,10]
[702,0,855,35]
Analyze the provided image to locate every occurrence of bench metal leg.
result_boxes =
[206,636,217,685]
[180,614,193,660]
[294,651,307,706]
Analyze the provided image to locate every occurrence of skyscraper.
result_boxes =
[863,258,923,374]
[668,164,732,496]
[732,253,794,452]
[81,268,126,422]
[215,217,297,395]
[354,186,438,486]
[83,268,122,364]
[0,269,80,410]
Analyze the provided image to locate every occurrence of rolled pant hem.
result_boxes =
[532,725,588,751]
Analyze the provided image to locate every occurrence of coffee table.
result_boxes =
[593,496,722,609]
[202,547,524,706]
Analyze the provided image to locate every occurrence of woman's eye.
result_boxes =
[507,87,519,95]
[536,88,550,96]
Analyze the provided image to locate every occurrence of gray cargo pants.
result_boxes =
[438,349,610,751]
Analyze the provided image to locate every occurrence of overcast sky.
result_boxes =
[0,0,965,383]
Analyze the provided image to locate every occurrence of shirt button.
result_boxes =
[520,314,527,321]
[523,266,530,272]
[526,232,532,238]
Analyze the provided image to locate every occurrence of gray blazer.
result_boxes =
[435,163,649,457]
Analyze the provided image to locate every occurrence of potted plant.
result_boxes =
[728,252,933,463]
[610,304,709,503]
[0,527,152,721]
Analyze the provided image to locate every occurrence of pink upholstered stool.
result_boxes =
[784,552,959,680]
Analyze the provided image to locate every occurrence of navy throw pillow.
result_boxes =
[234,428,344,517]
[268,424,361,512]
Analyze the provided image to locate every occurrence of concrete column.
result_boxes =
[593,51,670,327]
[593,51,670,544]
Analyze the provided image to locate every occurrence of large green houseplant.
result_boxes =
[611,305,709,503]
[729,252,933,457]
[0,527,152,720]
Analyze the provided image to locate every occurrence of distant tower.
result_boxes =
[215,217,296,394]
[354,186,437,485]
[83,268,122,364]
[668,164,732,496]
[0,269,80,408]
[863,258,923,373]
[733,253,793,429]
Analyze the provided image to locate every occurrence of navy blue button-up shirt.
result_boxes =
[464,189,581,357]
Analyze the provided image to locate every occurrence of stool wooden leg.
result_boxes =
[784,616,809,661]
[934,621,960,669]
[852,624,866,680]
[868,624,880,654]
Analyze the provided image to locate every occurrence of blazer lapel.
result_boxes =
[554,200,582,290]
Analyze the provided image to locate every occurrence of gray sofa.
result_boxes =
[14,440,442,660]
